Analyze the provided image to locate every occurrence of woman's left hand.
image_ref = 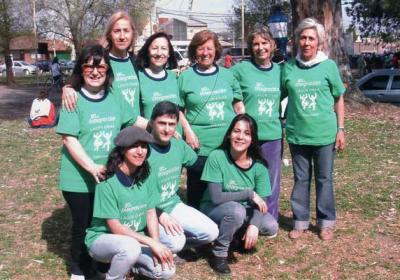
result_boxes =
[243,224,259,250]
[335,130,345,151]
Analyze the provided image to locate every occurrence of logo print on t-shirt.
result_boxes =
[206,102,224,120]
[300,93,317,111]
[93,131,113,151]
[160,181,176,201]
[122,88,136,107]
[124,219,141,231]
[258,98,275,117]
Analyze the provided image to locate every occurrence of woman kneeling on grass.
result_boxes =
[200,114,278,275]
[85,126,175,280]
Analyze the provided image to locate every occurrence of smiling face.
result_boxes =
[110,18,134,57]
[195,39,216,70]
[299,28,319,61]
[229,120,252,154]
[123,142,148,168]
[252,35,274,65]
[82,58,107,92]
[148,37,170,70]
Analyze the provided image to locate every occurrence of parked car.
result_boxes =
[357,69,400,103]
[34,60,51,72]
[59,60,75,73]
[174,50,190,69]
[0,60,38,76]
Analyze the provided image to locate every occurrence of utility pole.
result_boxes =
[241,0,244,57]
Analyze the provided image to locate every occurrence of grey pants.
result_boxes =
[88,234,175,280]
[202,201,278,257]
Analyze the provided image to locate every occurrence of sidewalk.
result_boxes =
[0,85,61,120]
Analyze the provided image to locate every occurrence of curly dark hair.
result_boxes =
[105,145,151,184]
[136,32,178,70]
[219,114,266,165]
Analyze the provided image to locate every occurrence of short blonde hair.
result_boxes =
[100,11,136,51]
[295,18,325,48]
[247,26,276,59]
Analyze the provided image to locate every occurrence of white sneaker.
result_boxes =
[70,274,85,280]
[266,232,278,239]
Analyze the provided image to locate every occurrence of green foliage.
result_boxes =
[346,0,400,42]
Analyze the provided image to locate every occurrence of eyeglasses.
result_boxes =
[82,63,109,75]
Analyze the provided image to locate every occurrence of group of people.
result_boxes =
[55,10,345,280]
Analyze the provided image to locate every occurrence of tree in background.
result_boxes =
[36,0,155,56]
[346,0,400,44]
[228,0,291,45]
[0,0,33,84]
[291,0,352,82]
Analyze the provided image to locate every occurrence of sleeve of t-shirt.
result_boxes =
[254,163,271,197]
[230,72,243,101]
[327,60,346,98]
[92,181,120,219]
[178,73,186,108]
[280,64,289,99]
[200,152,223,183]
[172,71,184,107]
[56,104,80,136]
[181,140,198,167]
[230,65,241,83]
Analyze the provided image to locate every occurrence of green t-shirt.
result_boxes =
[148,138,197,213]
[85,170,158,249]
[200,149,271,208]
[281,59,346,145]
[231,61,282,141]
[138,69,183,135]
[56,90,136,193]
[139,69,182,118]
[109,56,140,117]
[179,65,243,156]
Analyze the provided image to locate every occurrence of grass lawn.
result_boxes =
[0,103,399,280]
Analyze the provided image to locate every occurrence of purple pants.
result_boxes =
[260,139,283,221]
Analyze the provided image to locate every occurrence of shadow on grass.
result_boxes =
[278,213,319,234]
[41,206,71,273]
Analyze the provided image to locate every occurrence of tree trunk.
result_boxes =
[4,48,15,85]
[289,0,370,103]
[290,0,351,82]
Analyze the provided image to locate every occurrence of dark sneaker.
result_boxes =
[210,256,231,275]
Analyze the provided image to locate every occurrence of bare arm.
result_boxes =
[334,95,345,151]
[179,110,199,150]
[62,135,106,183]
[61,85,78,112]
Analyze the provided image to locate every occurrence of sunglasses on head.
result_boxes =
[82,63,109,74]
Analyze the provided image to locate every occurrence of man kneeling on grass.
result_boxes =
[148,101,219,260]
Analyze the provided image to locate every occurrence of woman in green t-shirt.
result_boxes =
[56,44,137,279]
[85,126,175,280]
[231,26,283,222]
[179,30,245,209]
[135,32,187,134]
[62,11,146,128]
[200,114,278,275]
[281,18,346,241]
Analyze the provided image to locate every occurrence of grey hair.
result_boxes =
[295,18,325,47]
[247,25,276,58]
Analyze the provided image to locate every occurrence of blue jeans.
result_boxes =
[260,139,283,220]
[289,143,336,230]
[89,234,175,280]
[159,202,219,251]
[202,201,278,257]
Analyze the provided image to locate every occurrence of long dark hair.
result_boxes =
[136,32,178,70]
[105,145,151,184]
[219,114,265,164]
[70,44,112,91]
